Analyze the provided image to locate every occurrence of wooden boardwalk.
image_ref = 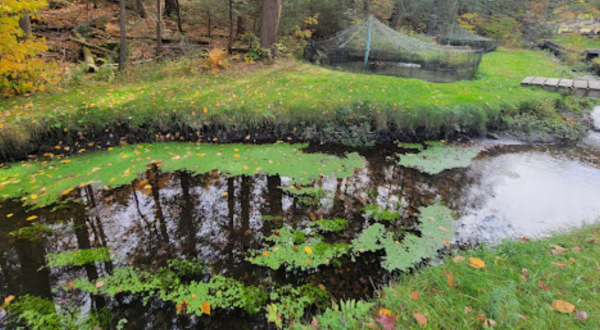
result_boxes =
[521,77,600,98]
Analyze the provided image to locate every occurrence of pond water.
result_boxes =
[2,127,600,329]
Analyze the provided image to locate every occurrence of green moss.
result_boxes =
[9,222,55,241]
[398,141,483,175]
[310,218,349,233]
[363,204,401,222]
[46,247,112,267]
[396,142,424,150]
[250,227,350,271]
[0,142,365,209]
[352,202,455,272]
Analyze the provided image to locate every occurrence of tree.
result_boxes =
[119,0,127,70]
[260,0,282,56]
[164,0,183,32]
[0,0,48,96]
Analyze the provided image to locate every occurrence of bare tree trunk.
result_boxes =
[228,0,234,50]
[164,0,183,32]
[136,0,147,18]
[363,0,372,15]
[237,16,246,37]
[259,0,282,56]
[19,11,32,37]
[83,47,98,72]
[207,8,212,38]
[119,0,127,70]
[390,1,402,28]
[156,0,161,54]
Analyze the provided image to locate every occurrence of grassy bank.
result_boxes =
[552,34,600,50]
[0,49,592,161]
[296,225,600,329]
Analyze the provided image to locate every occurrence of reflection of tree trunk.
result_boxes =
[240,176,251,247]
[149,169,170,246]
[226,177,236,276]
[178,172,198,257]
[74,216,107,310]
[13,220,52,299]
[267,175,282,215]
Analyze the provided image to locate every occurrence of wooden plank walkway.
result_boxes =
[521,77,600,98]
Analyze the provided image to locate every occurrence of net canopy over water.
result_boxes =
[303,17,483,83]
[438,24,498,53]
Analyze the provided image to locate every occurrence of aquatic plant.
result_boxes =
[310,218,349,233]
[250,227,350,271]
[45,247,112,268]
[352,202,455,272]
[0,143,365,209]
[363,204,401,222]
[398,141,483,175]
[300,299,374,330]
[9,223,55,241]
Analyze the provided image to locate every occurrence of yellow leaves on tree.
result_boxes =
[202,49,229,73]
[0,0,49,96]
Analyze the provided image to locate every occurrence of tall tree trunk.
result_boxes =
[164,0,183,32]
[390,0,402,28]
[228,0,234,50]
[119,0,127,71]
[363,0,372,15]
[136,0,147,18]
[19,11,32,37]
[207,8,212,38]
[156,0,161,54]
[259,0,282,56]
[237,16,246,37]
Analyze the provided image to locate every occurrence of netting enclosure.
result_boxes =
[438,24,498,53]
[303,17,483,83]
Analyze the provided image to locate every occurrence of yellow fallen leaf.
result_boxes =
[552,300,575,314]
[304,246,312,254]
[144,185,152,189]
[234,154,240,158]
[379,308,392,316]
[30,194,37,200]
[201,301,211,315]
[263,251,270,257]
[62,188,74,195]
[26,215,38,221]
[469,258,485,269]
[6,213,13,218]
[4,295,15,304]
[453,256,465,263]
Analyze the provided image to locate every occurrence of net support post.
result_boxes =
[364,16,373,71]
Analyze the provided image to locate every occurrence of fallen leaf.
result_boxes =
[571,246,581,252]
[477,314,487,321]
[201,301,211,315]
[552,300,575,314]
[410,291,421,301]
[413,312,427,326]
[379,308,392,316]
[447,272,454,289]
[262,251,270,257]
[517,313,527,320]
[304,246,312,254]
[576,310,589,321]
[4,295,15,304]
[551,262,567,269]
[375,313,395,330]
[521,268,530,280]
[464,306,472,314]
[62,188,75,195]
[551,245,568,255]
[539,281,550,292]
[310,317,319,329]
[95,281,104,288]
[469,258,485,269]
[569,258,576,264]
[484,319,498,328]
[26,215,38,221]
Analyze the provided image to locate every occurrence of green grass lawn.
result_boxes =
[552,33,600,50]
[0,49,587,160]
[295,225,600,329]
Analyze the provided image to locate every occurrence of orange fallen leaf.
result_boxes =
[551,245,568,255]
[469,258,485,269]
[4,295,15,304]
[447,272,454,289]
[551,262,567,269]
[95,281,104,288]
[539,281,550,292]
[410,291,421,301]
[379,308,392,316]
[201,301,211,315]
[413,312,428,326]
[571,246,581,252]
[263,251,270,257]
[464,306,472,314]
[552,300,575,314]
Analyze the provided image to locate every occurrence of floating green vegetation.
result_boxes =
[352,202,455,272]
[9,223,55,241]
[269,283,330,321]
[4,295,110,330]
[298,299,374,330]
[250,227,350,271]
[363,204,401,222]
[396,142,424,150]
[310,218,349,233]
[398,141,483,175]
[0,143,365,209]
[46,248,112,268]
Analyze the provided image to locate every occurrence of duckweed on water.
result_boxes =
[352,202,455,272]
[310,218,349,233]
[250,227,350,270]
[45,248,112,268]
[9,222,55,241]
[0,143,364,209]
[363,204,401,222]
[398,141,482,175]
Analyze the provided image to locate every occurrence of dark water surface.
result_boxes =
[2,138,600,329]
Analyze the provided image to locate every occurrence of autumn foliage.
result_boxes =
[0,0,49,96]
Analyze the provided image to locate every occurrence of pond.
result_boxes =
[1,129,600,329]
